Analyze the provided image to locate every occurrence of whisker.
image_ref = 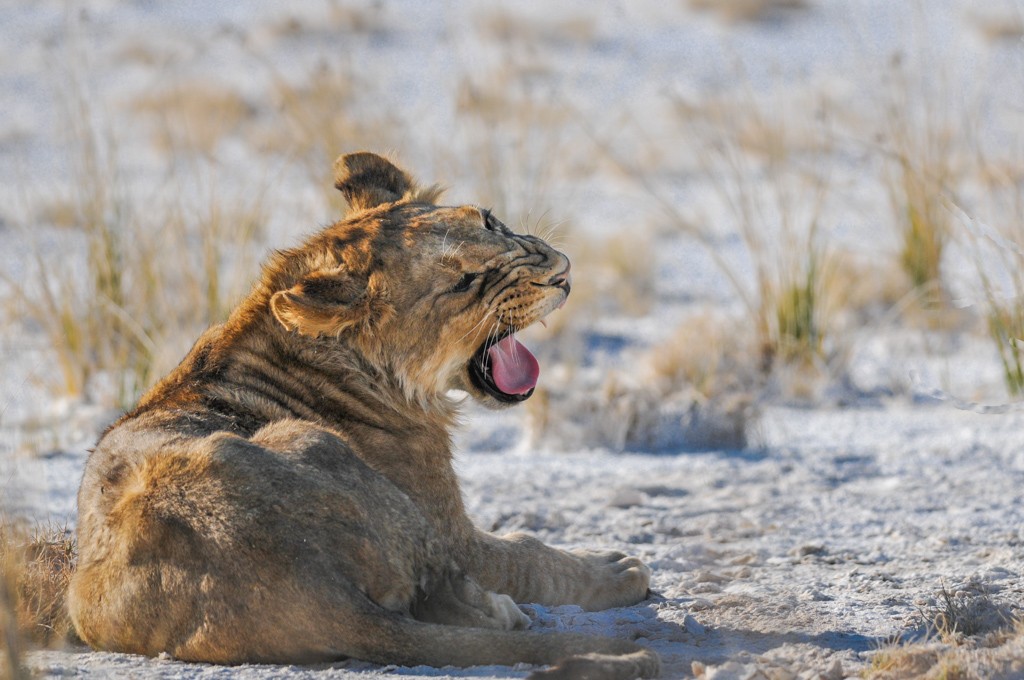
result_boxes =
[538,217,570,244]
[481,320,502,374]
[457,308,494,346]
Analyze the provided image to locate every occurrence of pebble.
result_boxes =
[789,544,826,558]
[820,658,844,680]
[695,569,730,583]
[683,613,706,635]
[800,589,832,602]
[689,597,715,611]
[728,553,759,565]
[691,582,723,594]
[608,487,647,508]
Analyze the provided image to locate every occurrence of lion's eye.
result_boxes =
[451,272,478,293]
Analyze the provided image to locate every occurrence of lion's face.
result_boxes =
[268,153,570,409]
[386,203,571,408]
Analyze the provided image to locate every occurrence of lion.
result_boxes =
[67,152,660,679]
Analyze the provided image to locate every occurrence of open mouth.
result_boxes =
[468,329,540,403]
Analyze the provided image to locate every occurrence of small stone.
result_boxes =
[693,660,707,676]
[820,658,843,680]
[695,570,729,583]
[683,614,706,635]
[728,553,759,565]
[608,487,647,508]
[788,544,825,558]
[689,597,715,611]
[690,582,722,594]
[800,589,832,602]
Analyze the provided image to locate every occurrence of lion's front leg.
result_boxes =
[463,531,651,611]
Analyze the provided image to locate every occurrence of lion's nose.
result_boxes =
[547,262,572,293]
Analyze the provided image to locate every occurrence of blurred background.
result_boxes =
[3,3,1024,676]
[1,0,1023,495]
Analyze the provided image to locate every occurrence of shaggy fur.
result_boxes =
[68,153,658,678]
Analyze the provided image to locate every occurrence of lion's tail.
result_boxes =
[345,597,661,680]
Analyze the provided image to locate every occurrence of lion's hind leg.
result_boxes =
[70,429,433,663]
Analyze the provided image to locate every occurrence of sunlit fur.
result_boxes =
[67,153,658,678]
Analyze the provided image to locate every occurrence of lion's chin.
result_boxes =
[446,377,523,411]
[449,364,532,410]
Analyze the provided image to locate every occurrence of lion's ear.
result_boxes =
[270,267,376,337]
[334,152,444,213]
[333,152,416,212]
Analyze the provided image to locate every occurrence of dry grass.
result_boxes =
[865,622,1024,680]
[268,2,391,41]
[449,61,572,232]
[953,158,1024,396]
[0,523,76,655]
[524,309,758,453]
[579,83,855,405]
[865,583,1022,679]
[687,0,811,24]
[515,224,671,452]
[5,91,142,399]
[770,245,832,366]
[648,312,755,400]
[668,88,841,377]
[867,641,942,678]
[985,297,1024,397]
[7,74,267,408]
[525,375,656,452]
[261,60,398,216]
[33,196,78,230]
[0,558,28,680]
[827,251,910,326]
[891,157,950,303]
[114,41,174,68]
[971,10,1024,44]
[476,8,596,46]
[556,228,657,321]
[9,0,1019,450]
[526,370,754,453]
[923,584,1013,643]
[131,81,256,155]
[646,312,759,447]
[877,56,962,313]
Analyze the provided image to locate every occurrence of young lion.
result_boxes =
[68,153,659,679]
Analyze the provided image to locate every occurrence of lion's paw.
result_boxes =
[572,549,651,611]
[488,591,531,630]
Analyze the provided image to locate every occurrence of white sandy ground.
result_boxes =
[3,0,1024,678]
[6,400,1024,678]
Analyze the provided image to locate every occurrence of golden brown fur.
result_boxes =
[68,153,658,679]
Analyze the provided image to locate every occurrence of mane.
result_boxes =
[403,183,445,205]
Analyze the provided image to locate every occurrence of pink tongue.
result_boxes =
[487,334,540,395]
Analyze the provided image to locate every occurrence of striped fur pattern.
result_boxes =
[68,153,659,679]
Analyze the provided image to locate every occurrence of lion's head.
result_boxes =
[264,152,570,409]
